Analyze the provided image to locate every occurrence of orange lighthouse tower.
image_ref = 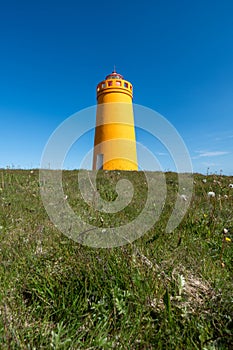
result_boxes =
[93,70,138,170]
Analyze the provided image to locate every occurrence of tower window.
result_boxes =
[96,154,104,170]
[102,83,106,88]
[108,81,113,86]
[116,81,121,86]
[124,82,128,88]
[130,85,132,90]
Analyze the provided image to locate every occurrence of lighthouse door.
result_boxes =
[96,154,104,170]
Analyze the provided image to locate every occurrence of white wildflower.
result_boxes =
[223,228,228,234]
[180,194,188,201]
[229,183,233,188]
[207,191,215,198]
[202,179,207,183]
[178,274,186,296]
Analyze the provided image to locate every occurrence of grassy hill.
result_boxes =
[0,169,232,349]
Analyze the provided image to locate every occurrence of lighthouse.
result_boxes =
[93,70,138,171]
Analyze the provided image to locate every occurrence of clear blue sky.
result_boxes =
[1,0,233,174]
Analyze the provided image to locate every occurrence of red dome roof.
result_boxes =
[105,71,124,80]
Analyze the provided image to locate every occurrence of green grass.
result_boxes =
[0,169,232,349]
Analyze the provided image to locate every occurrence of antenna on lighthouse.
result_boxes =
[113,64,116,73]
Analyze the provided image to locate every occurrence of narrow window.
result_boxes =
[96,154,104,170]
[102,83,106,88]
[116,81,121,86]
[108,81,113,86]
[124,82,128,88]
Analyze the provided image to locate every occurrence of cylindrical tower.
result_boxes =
[93,70,138,170]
